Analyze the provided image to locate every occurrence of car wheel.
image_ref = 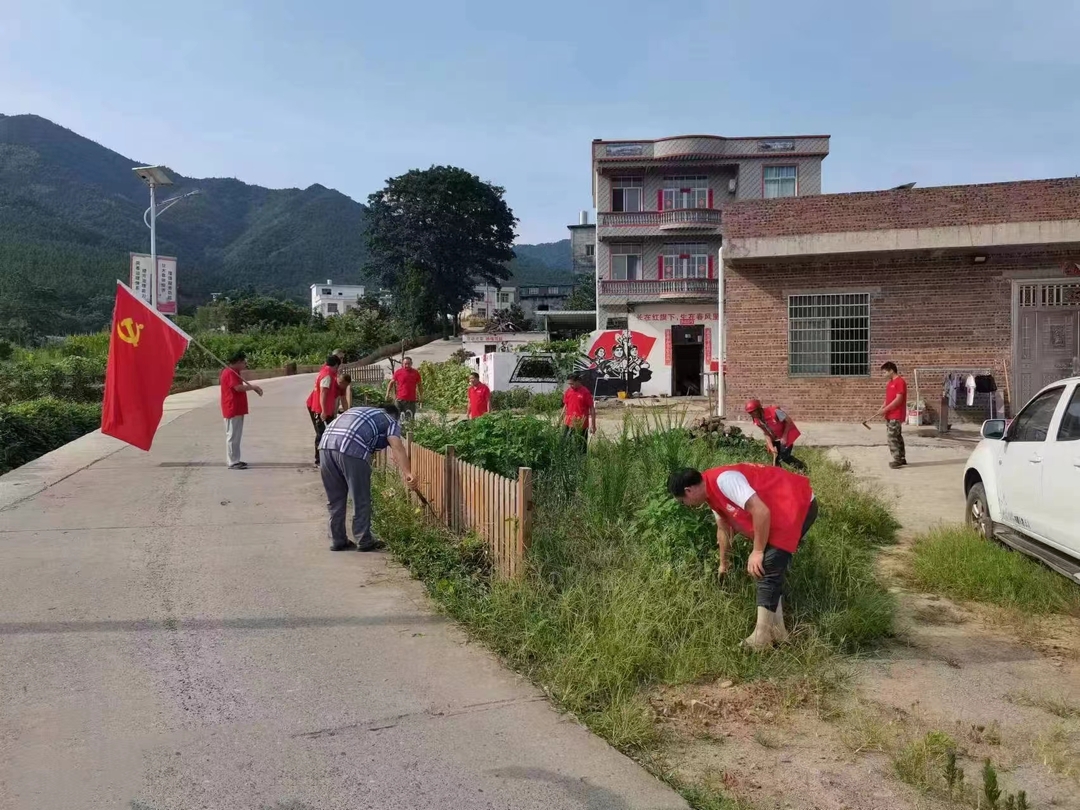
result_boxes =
[965,482,993,540]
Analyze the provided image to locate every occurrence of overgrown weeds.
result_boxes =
[377,416,897,762]
[908,526,1080,617]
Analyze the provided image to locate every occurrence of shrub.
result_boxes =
[418,361,470,413]
[490,388,533,411]
[0,355,106,404]
[0,398,102,474]
[409,411,569,479]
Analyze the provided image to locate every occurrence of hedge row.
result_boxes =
[0,398,102,475]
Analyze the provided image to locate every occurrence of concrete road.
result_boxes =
[0,375,684,810]
[375,336,464,368]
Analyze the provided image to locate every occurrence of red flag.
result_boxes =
[101,281,191,451]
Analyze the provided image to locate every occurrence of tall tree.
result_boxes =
[365,166,517,331]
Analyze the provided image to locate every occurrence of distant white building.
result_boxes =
[461,285,516,321]
[311,280,367,316]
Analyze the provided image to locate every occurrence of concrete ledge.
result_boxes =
[726,219,1080,260]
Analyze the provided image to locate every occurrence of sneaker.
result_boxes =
[228,462,248,470]
[889,461,907,469]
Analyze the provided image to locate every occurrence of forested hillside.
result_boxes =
[0,114,572,339]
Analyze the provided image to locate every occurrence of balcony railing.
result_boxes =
[599,278,717,298]
[598,208,722,228]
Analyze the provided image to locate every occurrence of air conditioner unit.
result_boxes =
[728,178,737,193]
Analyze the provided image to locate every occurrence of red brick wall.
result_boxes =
[724,250,1073,422]
[724,178,1080,239]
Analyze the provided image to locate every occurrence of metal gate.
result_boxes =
[1015,280,1080,405]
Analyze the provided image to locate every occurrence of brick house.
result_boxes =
[590,133,830,397]
[721,178,1080,422]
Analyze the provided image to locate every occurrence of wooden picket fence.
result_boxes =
[377,440,533,579]
[343,365,389,385]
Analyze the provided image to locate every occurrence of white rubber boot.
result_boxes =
[771,598,790,645]
[743,607,777,650]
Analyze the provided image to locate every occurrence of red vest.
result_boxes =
[704,464,814,553]
[753,405,800,445]
[306,366,339,416]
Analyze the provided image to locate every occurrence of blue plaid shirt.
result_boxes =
[318,407,401,460]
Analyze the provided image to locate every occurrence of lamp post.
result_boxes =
[132,166,173,310]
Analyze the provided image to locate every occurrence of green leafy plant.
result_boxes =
[944,748,965,798]
[418,361,470,413]
[982,759,1001,809]
[0,398,102,474]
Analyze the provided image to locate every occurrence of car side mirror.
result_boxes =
[981,419,1007,440]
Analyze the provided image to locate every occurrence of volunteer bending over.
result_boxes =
[669,463,818,649]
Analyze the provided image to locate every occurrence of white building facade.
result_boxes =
[311,280,367,316]
[461,285,516,321]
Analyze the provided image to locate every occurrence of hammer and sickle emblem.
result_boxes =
[117,317,144,347]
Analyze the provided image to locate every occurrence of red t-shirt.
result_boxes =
[220,367,248,418]
[884,376,908,422]
[393,367,421,401]
[563,385,594,428]
[467,383,491,418]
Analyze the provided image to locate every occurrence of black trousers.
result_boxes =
[308,408,328,465]
[773,441,807,471]
[756,499,819,611]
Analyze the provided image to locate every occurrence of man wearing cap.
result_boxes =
[669,463,818,649]
[745,399,807,472]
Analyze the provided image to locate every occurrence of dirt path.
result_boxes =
[654,438,1080,810]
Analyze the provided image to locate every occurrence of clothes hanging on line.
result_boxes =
[965,374,976,406]
[974,374,997,393]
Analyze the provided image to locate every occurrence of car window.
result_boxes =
[1008,387,1063,442]
[1057,386,1080,442]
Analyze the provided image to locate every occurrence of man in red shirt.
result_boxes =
[306,354,342,466]
[219,351,263,470]
[669,464,818,649]
[562,372,596,449]
[385,356,422,421]
[467,372,491,419]
[873,361,908,469]
[745,398,806,472]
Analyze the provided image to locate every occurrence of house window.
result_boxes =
[529,287,540,295]
[662,243,709,279]
[663,176,709,210]
[475,307,487,318]
[610,244,642,281]
[585,244,595,257]
[321,288,332,295]
[764,165,798,198]
[607,317,629,330]
[548,286,560,295]
[498,292,511,304]
[788,293,870,376]
[326,302,339,314]
[611,177,643,212]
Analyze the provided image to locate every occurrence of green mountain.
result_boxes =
[0,114,573,336]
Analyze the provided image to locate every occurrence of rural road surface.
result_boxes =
[0,375,684,810]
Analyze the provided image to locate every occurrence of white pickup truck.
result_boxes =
[963,376,1080,582]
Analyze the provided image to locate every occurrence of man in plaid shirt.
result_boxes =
[318,404,413,551]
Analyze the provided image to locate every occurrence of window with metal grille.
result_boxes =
[663,243,709,279]
[663,176,709,210]
[764,165,798,198]
[788,293,870,376]
[1018,281,1080,307]
[326,302,339,314]
[611,177,643,212]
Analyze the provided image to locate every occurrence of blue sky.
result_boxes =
[2,0,1077,243]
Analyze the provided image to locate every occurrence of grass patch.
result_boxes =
[893,730,957,793]
[908,526,1080,617]
[375,414,897,802]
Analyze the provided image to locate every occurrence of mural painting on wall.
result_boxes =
[578,329,656,396]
